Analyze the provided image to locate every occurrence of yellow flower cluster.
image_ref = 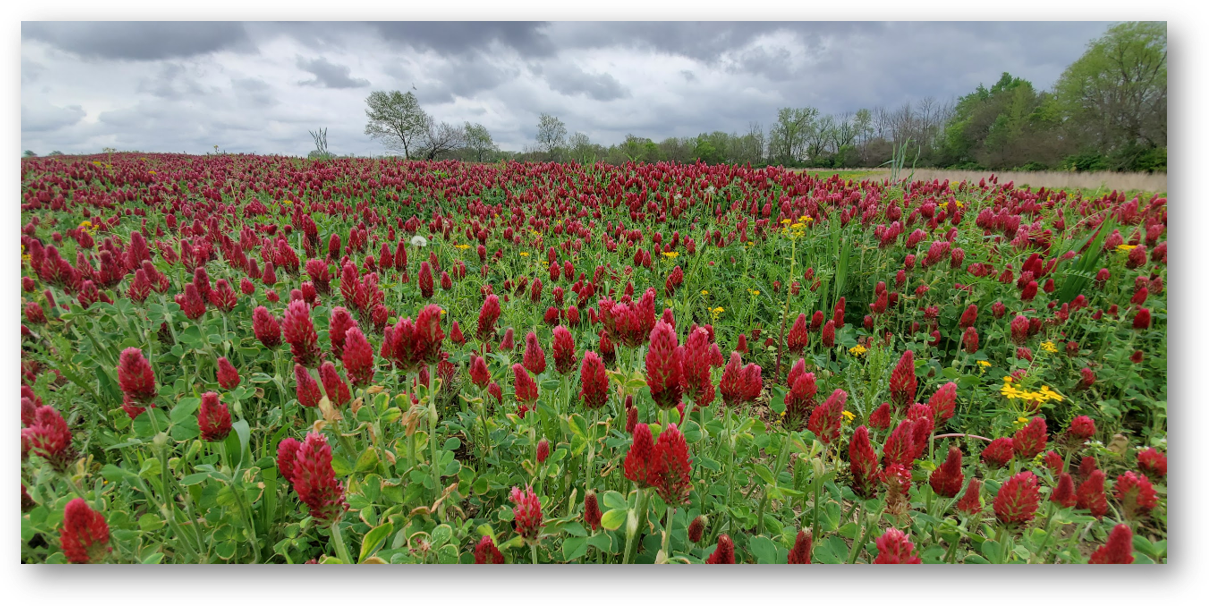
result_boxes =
[1116,244,1137,252]
[780,215,813,239]
[700,290,709,296]
[1000,376,1064,403]
[454,244,470,250]
[710,306,724,321]
[519,252,530,257]
[848,345,868,356]
[842,410,856,424]
[662,251,679,259]
[1040,341,1058,354]
[747,289,760,297]
[78,220,97,235]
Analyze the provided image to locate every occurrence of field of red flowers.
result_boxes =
[19,153,1166,564]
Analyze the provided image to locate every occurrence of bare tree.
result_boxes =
[747,121,766,164]
[418,118,467,160]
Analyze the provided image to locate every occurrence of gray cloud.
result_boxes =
[385,56,519,105]
[296,56,370,89]
[231,77,277,108]
[544,64,628,101]
[23,22,251,61]
[370,22,555,57]
[22,103,86,132]
[137,63,212,100]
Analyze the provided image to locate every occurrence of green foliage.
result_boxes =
[364,90,429,159]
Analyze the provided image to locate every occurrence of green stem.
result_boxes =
[147,411,205,562]
[407,431,416,474]
[993,525,1008,564]
[1032,504,1059,564]
[331,520,353,564]
[943,529,963,563]
[428,364,443,520]
[230,479,262,563]
[530,542,539,565]
[811,470,823,541]
[846,501,870,564]
[60,472,89,501]
[724,408,737,533]
[756,492,769,536]
[622,488,650,565]
[661,505,676,562]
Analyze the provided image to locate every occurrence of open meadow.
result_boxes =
[20,153,1167,564]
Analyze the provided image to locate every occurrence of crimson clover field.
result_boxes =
[20,154,1166,564]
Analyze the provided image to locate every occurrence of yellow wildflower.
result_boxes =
[780,218,793,225]
[748,289,760,297]
[1040,341,1058,354]
[700,290,709,296]
[842,410,856,424]
[1116,244,1137,252]
[662,251,679,259]
[848,345,868,356]
[519,252,530,257]
[977,360,991,368]
[454,244,470,250]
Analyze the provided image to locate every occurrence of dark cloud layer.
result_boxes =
[296,56,371,89]
[23,22,251,61]
[370,22,556,57]
[21,21,1116,156]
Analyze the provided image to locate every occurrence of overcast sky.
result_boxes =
[21,21,1114,157]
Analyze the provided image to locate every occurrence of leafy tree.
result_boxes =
[1054,21,1166,169]
[463,123,498,162]
[23,150,37,158]
[619,134,659,163]
[657,137,693,164]
[364,90,429,159]
[567,132,604,165]
[535,113,567,159]
[941,73,1064,169]
[768,107,818,165]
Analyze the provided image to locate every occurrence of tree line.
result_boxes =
[359,22,1168,173]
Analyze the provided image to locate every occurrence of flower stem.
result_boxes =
[622,488,650,565]
[660,505,677,562]
[1032,504,1059,563]
[331,519,353,564]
